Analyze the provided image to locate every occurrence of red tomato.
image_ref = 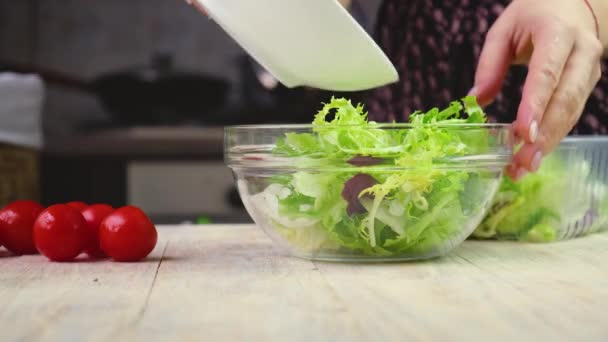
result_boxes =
[33,204,88,262]
[100,206,157,262]
[0,200,44,255]
[81,204,114,258]
[66,201,88,211]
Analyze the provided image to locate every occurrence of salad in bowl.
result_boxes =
[225,96,513,261]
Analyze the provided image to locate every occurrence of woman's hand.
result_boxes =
[470,0,605,180]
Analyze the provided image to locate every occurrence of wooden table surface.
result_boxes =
[1,225,607,342]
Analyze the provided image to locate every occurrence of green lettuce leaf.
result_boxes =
[251,96,497,257]
[475,151,608,242]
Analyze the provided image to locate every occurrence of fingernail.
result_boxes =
[467,86,478,96]
[530,151,543,172]
[529,120,538,143]
[515,167,528,181]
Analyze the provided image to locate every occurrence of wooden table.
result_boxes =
[1,225,607,341]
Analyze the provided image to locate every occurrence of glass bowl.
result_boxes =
[225,123,513,262]
[474,136,608,242]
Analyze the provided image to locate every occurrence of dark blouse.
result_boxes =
[366,0,608,134]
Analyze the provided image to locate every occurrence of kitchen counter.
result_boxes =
[44,126,224,159]
[1,224,608,341]
[40,126,231,211]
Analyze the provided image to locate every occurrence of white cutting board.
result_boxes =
[194,0,398,91]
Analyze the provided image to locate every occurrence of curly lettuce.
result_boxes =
[474,151,608,242]
[251,96,500,258]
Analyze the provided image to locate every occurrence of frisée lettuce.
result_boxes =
[474,150,608,242]
[248,96,503,258]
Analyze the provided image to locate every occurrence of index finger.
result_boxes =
[515,25,575,143]
[471,24,514,107]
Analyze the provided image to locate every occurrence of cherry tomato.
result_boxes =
[33,204,88,262]
[81,204,114,258]
[100,206,157,262]
[0,200,44,255]
[66,201,88,211]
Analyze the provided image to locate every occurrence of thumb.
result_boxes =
[469,26,514,106]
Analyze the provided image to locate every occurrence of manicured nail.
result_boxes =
[530,151,543,172]
[515,167,528,181]
[467,86,478,96]
[529,120,538,143]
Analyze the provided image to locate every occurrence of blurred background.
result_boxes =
[0,0,382,224]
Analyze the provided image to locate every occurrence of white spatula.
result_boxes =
[190,0,399,91]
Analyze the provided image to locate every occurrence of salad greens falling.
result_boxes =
[474,151,608,242]
[248,96,504,258]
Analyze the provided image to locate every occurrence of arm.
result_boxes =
[186,0,354,14]
[338,0,353,8]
